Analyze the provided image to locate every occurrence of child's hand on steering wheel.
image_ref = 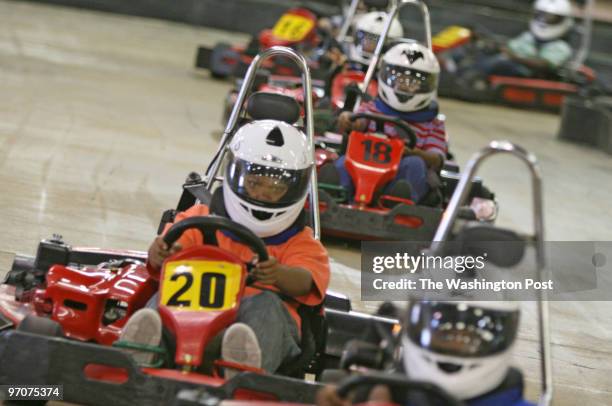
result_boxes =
[148,236,183,271]
[252,256,283,285]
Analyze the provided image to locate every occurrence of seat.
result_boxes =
[246,91,301,124]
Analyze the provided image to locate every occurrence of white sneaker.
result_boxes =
[118,308,162,366]
[221,322,262,379]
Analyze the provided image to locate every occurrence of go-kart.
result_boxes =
[312,141,552,406]
[0,46,400,405]
[0,216,398,405]
[433,0,599,111]
[315,111,496,241]
[194,6,342,81]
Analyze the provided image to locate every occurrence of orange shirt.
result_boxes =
[152,204,330,329]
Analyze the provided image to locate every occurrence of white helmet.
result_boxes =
[223,120,313,238]
[530,0,574,41]
[349,11,404,65]
[377,42,440,112]
[402,300,520,400]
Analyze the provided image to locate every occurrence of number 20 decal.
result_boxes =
[167,272,226,308]
[361,140,392,164]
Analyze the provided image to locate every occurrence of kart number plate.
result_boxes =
[160,260,241,311]
[347,131,403,167]
[432,25,471,49]
[272,14,314,42]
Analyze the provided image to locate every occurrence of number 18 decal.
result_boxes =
[161,260,241,311]
[362,140,392,164]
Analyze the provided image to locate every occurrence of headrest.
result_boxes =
[452,223,526,268]
[246,92,301,124]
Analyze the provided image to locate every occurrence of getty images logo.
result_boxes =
[372,252,488,274]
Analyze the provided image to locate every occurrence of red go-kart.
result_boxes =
[0,213,393,405]
[315,112,496,241]
[195,7,333,80]
[433,25,597,111]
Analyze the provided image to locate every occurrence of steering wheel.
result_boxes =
[350,112,418,149]
[163,216,269,263]
[336,372,466,406]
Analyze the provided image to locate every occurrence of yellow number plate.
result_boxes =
[432,26,472,49]
[272,13,314,42]
[160,260,241,311]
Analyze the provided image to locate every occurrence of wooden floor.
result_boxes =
[0,1,611,404]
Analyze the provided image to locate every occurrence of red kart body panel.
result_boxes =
[331,70,378,110]
[345,130,404,205]
[34,261,156,345]
[490,75,579,108]
[158,245,247,368]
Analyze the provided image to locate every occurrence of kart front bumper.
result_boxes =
[0,330,322,406]
[318,190,443,242]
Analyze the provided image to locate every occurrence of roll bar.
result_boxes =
[354,0,433,111]
[570,0,594,70]
[203,46,320,240]
[428,141,552,406]
[336,0,363,44]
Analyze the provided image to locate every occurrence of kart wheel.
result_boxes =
[17,315,64,337]
[195,46,213,70]
[210,42,233,79]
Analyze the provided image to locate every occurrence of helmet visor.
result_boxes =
[355,29,380,56]
[405,301,519,358]
[225,154,311,208]
[533,11,565,25]
[380,63,437,96]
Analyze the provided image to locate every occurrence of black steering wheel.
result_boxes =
[336,372,466,406]
[163,216,269,263]
[350,112,418,149]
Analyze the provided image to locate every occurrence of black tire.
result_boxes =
[195,46,213,70]
[210,43,232,79]
[3,255,36,285]
[12,255,35,273]
[17,315,64,337]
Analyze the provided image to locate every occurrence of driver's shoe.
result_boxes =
[118,308,162,366]
[381,180,413,208]
[221,322,262,379]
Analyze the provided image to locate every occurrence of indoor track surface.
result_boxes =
[0,1,611,404]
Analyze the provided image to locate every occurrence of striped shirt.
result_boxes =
[356,100,448,157]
